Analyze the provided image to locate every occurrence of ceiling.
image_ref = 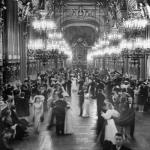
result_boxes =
[53,0,107,47]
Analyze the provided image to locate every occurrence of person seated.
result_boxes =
[1,106,28,141]
[0,128,14,150]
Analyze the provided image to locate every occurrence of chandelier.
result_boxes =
[32,19,57,31]
[123,18,148,30]
[123,8,149,31]
[32,9,57,31]
[107,33,123,41]
[48,31,63,39]
[119,38,150,50]
[107,23,123,41]
[28,39,44,50]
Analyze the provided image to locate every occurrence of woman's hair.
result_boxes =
[35,97,40,102]
[115,132,123,137]
[105,101,114,110]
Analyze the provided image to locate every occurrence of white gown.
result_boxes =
[82,93,90,117]
[64,102,73,134]
[72,77,77,91]
[101,109,120,144]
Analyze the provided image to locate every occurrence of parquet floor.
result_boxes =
[12,91,150,150]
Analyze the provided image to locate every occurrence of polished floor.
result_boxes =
[12,91,150,150]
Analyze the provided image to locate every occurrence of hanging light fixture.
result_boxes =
[107,23,123,41]
[28,39,44,50]
[32,19,57,31]
[123,7,149,31]
[48,31,63,39]
[123,18,148,30]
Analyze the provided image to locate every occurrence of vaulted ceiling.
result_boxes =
[53,0,107,47]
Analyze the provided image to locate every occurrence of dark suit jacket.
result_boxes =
[112,145,131,150]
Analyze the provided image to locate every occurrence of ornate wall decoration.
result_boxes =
[17,0,33,22]
[72,38,88,69]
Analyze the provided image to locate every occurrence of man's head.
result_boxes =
[115,133,123,146]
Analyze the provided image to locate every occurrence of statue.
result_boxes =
[139,3,146,18]
[32,0,39,10]
[17,0,33,21]
[78,6,85,17]
[72,9,76,16]
[144,0,150,18]
[0,0,6,28]
[39,0,45,10]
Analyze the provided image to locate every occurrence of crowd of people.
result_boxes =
[0,68,150,150]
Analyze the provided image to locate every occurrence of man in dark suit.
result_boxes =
[78,82,84,116]
[53,93,67,135]
[112,133,132,150]
[67,78,72,97]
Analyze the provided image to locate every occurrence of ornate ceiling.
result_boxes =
[51,0,128,47]
[53,0,107,47]
[13,0,129,48]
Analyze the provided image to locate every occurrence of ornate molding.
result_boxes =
[0,0,6,30]
[62,22,99,32]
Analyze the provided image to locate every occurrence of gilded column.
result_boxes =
[19,22,27,81]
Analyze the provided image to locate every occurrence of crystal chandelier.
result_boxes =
[32,10,57,31]
[123,8,149,31]
[28,39,44,50]
[32,19,57,31]
[48,31,63,39]
[123,18,148,30]
[107,23,123,41]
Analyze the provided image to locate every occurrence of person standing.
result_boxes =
[96,88,105,139]
[53,93,67,135]
[78,83,84,116]
[67,78,72,97]
[82,88,91,117]
[64,99,73,134]
[101,102,120,144]
[138,84,148,112]
[33,95,44,134]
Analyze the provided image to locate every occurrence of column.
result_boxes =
[140,56,146,81]
[2,0,8,84]
[124,57,129,74]
[19,22,27,81]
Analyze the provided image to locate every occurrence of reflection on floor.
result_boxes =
[12,91,150,150]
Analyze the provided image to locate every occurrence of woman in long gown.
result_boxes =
[33,95,44,133]
[46,88,54,123]
[64,100,73,134]
[82,86,91,117]
[72,76,78,92]
[101,102,120,144]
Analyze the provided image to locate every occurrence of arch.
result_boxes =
[62,22,99,32]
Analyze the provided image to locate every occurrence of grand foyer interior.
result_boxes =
[0,0,127,84]
[1,1,150,150]
[1,0,150,85]
[1,0,150,84]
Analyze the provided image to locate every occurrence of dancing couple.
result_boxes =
[78,82,91,117]
[97,100,120,145]
[47,86,73,135]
